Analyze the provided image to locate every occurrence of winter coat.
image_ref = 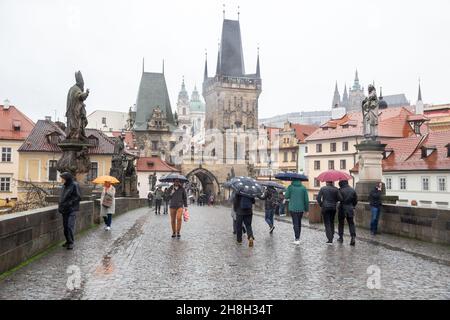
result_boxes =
[233,193,255,216]
[100,185,116,215]
[317,184,343,209]
[260,187,279,210]
[168,186,188,208]
[284,180,309,213]
[338,181,358,217]
[58,173,81,214]
[154,189,163,200]
[369,187,382,208]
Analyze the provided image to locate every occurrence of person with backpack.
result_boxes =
[285,180,309,245]
[338,180,358,245]
[260,186,278,233]
[154,187,163,215]
[233,193,255,247]
[317,181,343,244]
[58,172,81,250]
[100,181,116,231]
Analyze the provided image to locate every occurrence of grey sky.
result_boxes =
[1,0,449,122]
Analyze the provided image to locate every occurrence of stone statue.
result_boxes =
[114,135,125,155]
[361,84,379,140]
[66,71,89,141]
[150,172,157,191]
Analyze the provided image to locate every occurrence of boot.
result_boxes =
[350,237,355,246]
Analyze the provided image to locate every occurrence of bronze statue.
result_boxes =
[362,84,379,140]
[66,71,89,141]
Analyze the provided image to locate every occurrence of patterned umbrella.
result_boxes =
[274,172,309,181]
[229,176,264,198]
[259,180,286,190]
[316,170,352,182]
[159,173,189,183]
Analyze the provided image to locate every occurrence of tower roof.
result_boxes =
[217,19,245,77]
[418,82,423,102]
[352,69,361,90]
[332,81,340,108]
[134,72,175,131]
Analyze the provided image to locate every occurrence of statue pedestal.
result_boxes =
[355,140,386,201]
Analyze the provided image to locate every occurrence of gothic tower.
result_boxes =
[176,76,191,134]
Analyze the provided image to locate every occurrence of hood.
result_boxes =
[339,180,349,188]
[291,180,303,187]
[60,172,74,184]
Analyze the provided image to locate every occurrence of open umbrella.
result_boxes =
[229,176,263,198]
[92,175,120,184]
[159,173,189,183]
[155,182,171,188]
[274,172,308,181]
[259,180,286,190]
[316,170,352,182]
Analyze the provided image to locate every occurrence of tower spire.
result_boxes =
[418,78,423,101]
[162,59,165,74]
[237,6,240,21]
[332,81,341,108]
[223,3,225,19]
[203,50,208,80]
[256,46,260,78]
[216,40,221,75]
[142,57,145,73]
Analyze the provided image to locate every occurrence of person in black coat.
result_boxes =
[369,182,383,235]
[338,180,358,245]
[233,193,255,247]
[58,172,81,250]
[317,181,343,244]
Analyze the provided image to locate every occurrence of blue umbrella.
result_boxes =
[259,180,286,190]
[274,172,308,181]
[229,176,263,198]
[159,173,189,183]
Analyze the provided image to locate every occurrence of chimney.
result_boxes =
[3,99,10,110]
[45,116,52,121]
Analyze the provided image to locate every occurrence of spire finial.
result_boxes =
[162,59,165,74]
[418,77,423,102]
[238,5,240,20]
[204,49,208,80]
[256,44,260,78]
[379,86,383,98]
[223,3,225,19]
[142,57,145,73]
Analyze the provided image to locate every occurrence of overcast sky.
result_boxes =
[1,0,449,122]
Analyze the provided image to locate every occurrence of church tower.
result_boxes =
[332,81,340,108]
[176,76,191,134]
[347,69,366,112]
[203,17,262,132]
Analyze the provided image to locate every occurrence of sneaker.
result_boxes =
[337,237,344,243]
[105,226,111,231]
[350,237,355,246]
[292,240,300,245]
[326,240,333,245]
[171,234,176,238]
[248,237,254,247]
[269,226,275,234]
[66,244,74,250]
[62,242,69,248]
[176,233,181,239]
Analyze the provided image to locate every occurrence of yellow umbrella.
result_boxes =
[92,175,120,184]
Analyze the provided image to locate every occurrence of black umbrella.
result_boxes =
[229,176,263,198]
[259,180,286,190]
[159,173,189,183]
[274,172,308,181]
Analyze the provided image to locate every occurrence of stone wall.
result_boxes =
[0,198,147,275]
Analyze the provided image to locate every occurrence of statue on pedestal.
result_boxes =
[361,84,379,140]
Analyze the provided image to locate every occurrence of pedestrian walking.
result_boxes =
[285,180,309,244]
[147,191,153,208]
[163,188,170,214]
[317,181,343,244]
[260,186,278,233]
[154,187,163,214]
[233,193,255,247]
[369,182,383,235]
[100,181,115,231]
[168,179,188,238]
[337,180,357,245]
[278,192,286,216]
[58,172,81,250]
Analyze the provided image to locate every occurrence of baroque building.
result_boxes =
[175,78,205,137]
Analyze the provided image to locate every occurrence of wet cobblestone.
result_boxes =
[0,206,449,300]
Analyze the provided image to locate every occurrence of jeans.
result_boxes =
[338,208,356,238]
[236,215,253,242]
[370,206,381,234]
[163,201,169,214]
[62,211,76,245]
[170,207,183,234]
[265,207,275,227]
[155,199,162,214]
[279,203,285,215]
[290,211,303,240]
[105,214,112,227]
[322,208,337,242]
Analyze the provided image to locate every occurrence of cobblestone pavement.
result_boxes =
[0,205,449,300]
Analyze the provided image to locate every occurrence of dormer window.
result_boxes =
[87,135,99,147]
[421,146,436,158]
[13,120,21,131]
[383,148,393,159]
[146,161,154,167]
[47,132,61,144]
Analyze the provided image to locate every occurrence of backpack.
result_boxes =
[240,195,253,210]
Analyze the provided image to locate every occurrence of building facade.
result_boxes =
[0,101,34,201]
[136,156,180,197]
[87,110,128,133]
[176,79,205,137]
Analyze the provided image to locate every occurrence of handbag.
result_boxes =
[183,208,190,222]
[102,192,113,208]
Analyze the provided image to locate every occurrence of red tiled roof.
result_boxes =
[111,130,136,150]
[351,130,450,172]
[291,123,319,142]
[18,120,115,155]
[0,105,35,140]
[306,107,416,141]
[407,114,429,122]
[136,157,180,172]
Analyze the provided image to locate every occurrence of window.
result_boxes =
[314,178,320,188]
[283,152,288,162]
[151,141,158,150]
[421,177,430,191]
[0,177,11,192]
[305,146,308,154]
[291,152,296,162]
[316,144,322,153]
[328,160,335,170]
[340,159,346,170]
[399,177,407,190]
[170,141,176,150]
[87,162,98,181]
[385,177,392,190]
[88,136,98,147]
[1,147,12,162]
[314,160,320,170]
[48,160,58,181]
[101,117,106,125]
[330,143,336,152]
[438,177,447,192]
[342,141,349,151]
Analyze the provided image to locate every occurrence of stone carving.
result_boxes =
[66,71,89,141]
[110,135,139,197]
[149,172,157,191]
[361,84,379,140]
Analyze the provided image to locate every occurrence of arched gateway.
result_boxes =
[185,167,221,199]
